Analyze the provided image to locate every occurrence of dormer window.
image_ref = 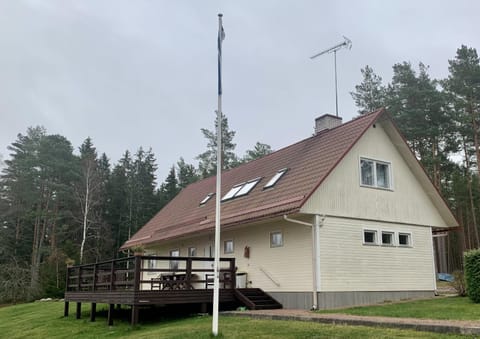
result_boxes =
[360,158,392,189]
[264,168,288,189]
[222,178,261,201]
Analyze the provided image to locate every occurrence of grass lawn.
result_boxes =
[0,301,472,338]
[319,296,480,320]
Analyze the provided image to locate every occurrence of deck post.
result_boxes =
[92,263,97,292]
[109,260,115,291]
[133,256,141,292]
[107,304,114,326]
[229,258,236,289]
[64,301,69,317]
[76,302,81,319]
[131,305,139,326]
[186,257,192,289]
[90,303,96,322]
[77,267,82,291]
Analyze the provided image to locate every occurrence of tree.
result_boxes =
[160,166,180,204]
[350,65,386,115]
[243,142,273,162]
[176,157,199,189]
[75,138,107,264]
[197,112,238,178]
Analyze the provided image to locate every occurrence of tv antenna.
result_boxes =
[310,36,352,117]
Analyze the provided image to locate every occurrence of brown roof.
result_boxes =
[122,109,385,249]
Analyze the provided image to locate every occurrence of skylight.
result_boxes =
[235,178,261,197]
[264,168,288,189]
[200,193,214,205]
[221,178,262,201]
[221,184,244,201]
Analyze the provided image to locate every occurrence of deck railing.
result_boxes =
[66,256,236,293]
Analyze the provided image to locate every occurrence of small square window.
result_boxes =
[188,247,197,257]
[381,231,394,246]
[224,240,234,254]
[363,230,377,244]
[399,233,411,246]
[270,231,283,247]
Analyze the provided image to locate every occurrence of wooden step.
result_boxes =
[234,288,282,310]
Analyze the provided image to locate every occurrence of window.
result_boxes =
[169,249,179,270]
[188,247,197,257]
[363,230,377,245]
[224,240,234,254]
[222,178,261,201]
[381,231,394,246]
[264,168,288,189]
[222,184,243,201]
[270,231,283,247]
[360,158,392,189]
[200,193,214,205]
[398,233,412,246]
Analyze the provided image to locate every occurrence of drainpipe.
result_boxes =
[283,214,325,310]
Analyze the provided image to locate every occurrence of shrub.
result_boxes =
[464,249,480,303]
[450,270,466,296]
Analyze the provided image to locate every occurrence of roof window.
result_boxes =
[222,178,261,201]
[200,193,214,205]
[264,168,288,189]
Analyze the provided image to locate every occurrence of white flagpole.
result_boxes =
[212,13,224,337]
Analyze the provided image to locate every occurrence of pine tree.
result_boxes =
[176,157,199,189]
[243,142,273,162]
[351,65,386,114]
[197,112,238,178]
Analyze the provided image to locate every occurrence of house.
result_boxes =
[122,108,458,310]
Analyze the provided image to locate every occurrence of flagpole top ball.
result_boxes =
[218,13,223,17]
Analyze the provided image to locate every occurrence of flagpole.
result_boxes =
[212,13,224,337]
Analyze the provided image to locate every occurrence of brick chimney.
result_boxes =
[315,114,342,134]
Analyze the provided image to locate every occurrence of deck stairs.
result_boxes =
[234,288,282,310]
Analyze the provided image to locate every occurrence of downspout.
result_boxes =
[283,214,325,310]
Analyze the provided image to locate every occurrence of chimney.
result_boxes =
[315,114,342,134]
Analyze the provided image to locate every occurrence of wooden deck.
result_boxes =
[64,255,240,325]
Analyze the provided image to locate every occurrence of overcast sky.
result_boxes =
[0,1,478,180]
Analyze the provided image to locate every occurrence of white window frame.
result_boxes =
[398,232,412,247]
[381,231,395,246]
[169,249,180,270]
[188,247,197,257]
[363,229,378,245]
[270,231,284,248]
[359,157,393,190]
[264,168,288,189]
[223,240,234,254]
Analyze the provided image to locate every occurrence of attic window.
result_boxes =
[200,193,214,205]
[221,178,261,201]
[264,168,288,189]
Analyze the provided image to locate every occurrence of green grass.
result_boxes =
[0,301,470,338]
[319,296,480,320]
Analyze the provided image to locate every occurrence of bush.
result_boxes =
[450,270,466,296]
[464,249,480,303]
[0,260,31,303]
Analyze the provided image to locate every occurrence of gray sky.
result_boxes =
[0,0,478,180]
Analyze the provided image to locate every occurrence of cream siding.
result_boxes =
[146,220,313,292]
[301,122,449,227]
[319,217,435,291]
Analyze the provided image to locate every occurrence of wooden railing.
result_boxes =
[66,256,236,293]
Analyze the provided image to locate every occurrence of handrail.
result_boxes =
[65,256,236,293]
[259,266,280,287]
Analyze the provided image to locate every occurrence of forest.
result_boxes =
[0,44,479,303]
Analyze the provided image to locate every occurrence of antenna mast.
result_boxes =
[310,36,352,117]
